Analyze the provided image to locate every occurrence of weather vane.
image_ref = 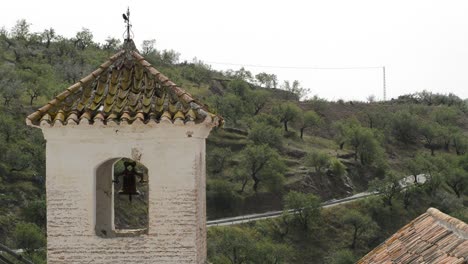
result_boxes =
[122,7,132,40]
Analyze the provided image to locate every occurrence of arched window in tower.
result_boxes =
[95,158,148,238]
[113,159,148,231]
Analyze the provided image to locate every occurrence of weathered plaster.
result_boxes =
[42,123,212,263]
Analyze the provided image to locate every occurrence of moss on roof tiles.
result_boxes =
[26,39,222,127]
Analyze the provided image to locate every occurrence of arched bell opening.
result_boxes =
[95,158,149,238]
[113,158,149,232]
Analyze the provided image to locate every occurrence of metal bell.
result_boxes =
[113,161,145,201]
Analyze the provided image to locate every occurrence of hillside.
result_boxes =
[0,21,467,263]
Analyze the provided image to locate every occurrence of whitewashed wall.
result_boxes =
[42,124,211,264]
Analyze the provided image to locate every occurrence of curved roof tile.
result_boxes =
[358,207,468,264]
[26,40,222,128]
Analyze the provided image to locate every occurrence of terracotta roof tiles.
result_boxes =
[358,208,468,264]
[26,40,222,128]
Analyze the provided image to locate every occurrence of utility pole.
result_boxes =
[383,66,386,101]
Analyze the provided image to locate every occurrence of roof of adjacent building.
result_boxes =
[358,208,468,264]
[26,40,222,128]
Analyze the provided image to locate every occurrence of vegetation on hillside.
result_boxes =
[0,20,467,263]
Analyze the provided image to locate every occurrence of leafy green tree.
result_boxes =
[233,169,251,194]
[238,144,285,193]
[26,251,47,264]
[333,119,360,150]
[57,59,91,83]
[305,150,330,174]
[251,240,292,264]
[405,153,428,183]
[182,58,212,87]
[341,209,378,249]
[439,155,468,198]
[330,158,347,177]
[206,180,240,217]
[459,154,468,172]
[272,102,301,132]
[355,129,384,165]
[247,89,270,115]
[401,185,420,209]
[281,80,310,100]
[19,63,57,105]
[141,39,156,55]
[428,106,460,151]
[254,215,291,242]
[361,108,391,130]
[445,167,468,198]
[254,72,269,86]
[297,110,321,139]
[0,80,23,106]
[284,191,321,231]
[8,39,29,63]
[207,147,232,174]
[74,28,94,50]
[0,115,18,143]
[0,214,16,244]
[439,126,458,152]
[103,37,121,50]
[228,79,250,98]
[391,110,420,144]
[452,133,468,155]
[248,122,283,149]
[419,122,443,155]
[0,66,23,106]
[419,154,448,195]
[330,249,357,264]
[255,72,277,88]
[160,49,180,65]
[339,122,384,165]
[366,94,376,103]
[21,200,46,227]
[41,28,56,48]
[431,105,460,127]
[231,67,253,82]
[11,19,31,40]
[13,223,45,253]
[213,94,245,125]
[52,36,77,58]
[246,114,282,129]
[208,227,255,264]
[4,146,31,172]
[369,172,402,207]
[208,227,291,264]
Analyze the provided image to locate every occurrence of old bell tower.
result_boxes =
[26,18,221,262]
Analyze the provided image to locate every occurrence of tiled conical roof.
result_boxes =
[26,40,222,128]
[358,208,468,264]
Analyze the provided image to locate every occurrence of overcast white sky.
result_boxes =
[3,0,468,101]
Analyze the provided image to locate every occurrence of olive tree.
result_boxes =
[369,172,402,207]
[297,110,321,139]
[272,102,301,132]
[284,191,321,231]
[341,209,378,249]
[238,144,285,193]
[305,150,330,174]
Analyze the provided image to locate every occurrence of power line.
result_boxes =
[205,61,383,70]
[205,60,388,101]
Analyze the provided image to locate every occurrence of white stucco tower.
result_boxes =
[26,39,221,264]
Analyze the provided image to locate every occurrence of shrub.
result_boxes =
[13,222,45,253]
